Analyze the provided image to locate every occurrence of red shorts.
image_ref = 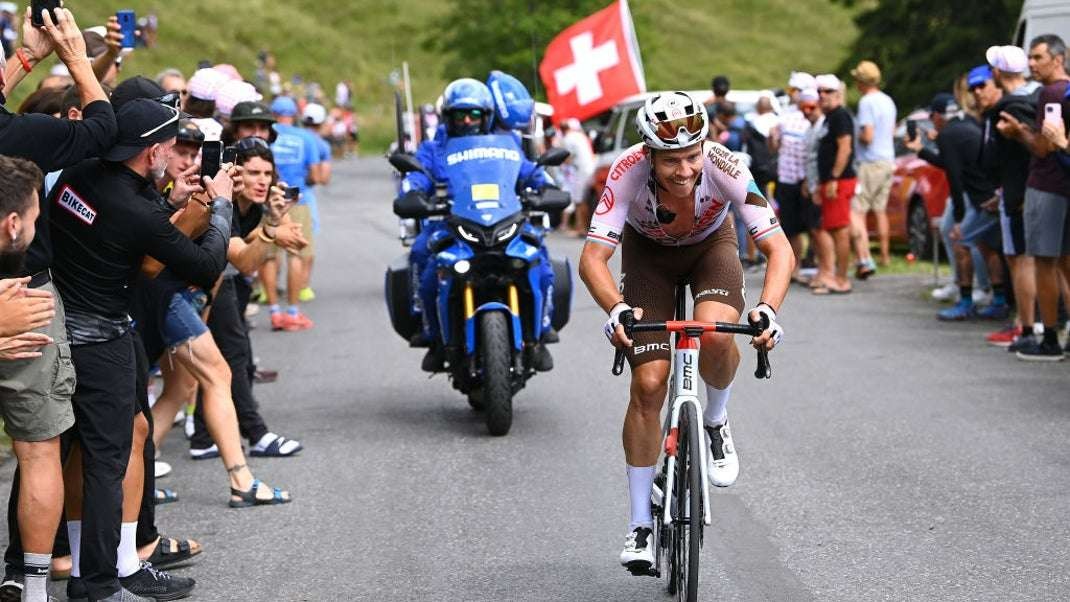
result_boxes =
[819,177,856,230]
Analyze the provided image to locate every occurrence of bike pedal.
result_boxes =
[623,562,658,578]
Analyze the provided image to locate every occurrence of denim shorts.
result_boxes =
[162,288,209,348]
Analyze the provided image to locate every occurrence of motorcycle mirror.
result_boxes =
[389,152,429,175]
[536,147,570,167]
[528,189,572,212]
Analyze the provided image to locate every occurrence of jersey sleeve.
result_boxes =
[586,145,645,249]
[706,143,782,243]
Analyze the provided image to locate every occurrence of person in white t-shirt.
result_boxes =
[849,60,897,275]
[560,117,596,235]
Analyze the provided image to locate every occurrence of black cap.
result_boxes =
[929,92,958,115]
[176,119,204,145]
[103,99,181,162]
[111,76,167,111]
[230,101,276,124]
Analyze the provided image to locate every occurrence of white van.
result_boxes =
[1013,0,1070,47]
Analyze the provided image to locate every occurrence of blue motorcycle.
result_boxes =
[385,134,572,435]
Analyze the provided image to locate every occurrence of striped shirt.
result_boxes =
[775,106,811,185]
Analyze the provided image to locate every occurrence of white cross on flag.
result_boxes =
[538,0,646,124]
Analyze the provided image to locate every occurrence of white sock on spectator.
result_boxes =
[627,464,656,529]
[22,552,50,601]
[704,384,731,427]
[66,520,81,578]
[117,522,140,578]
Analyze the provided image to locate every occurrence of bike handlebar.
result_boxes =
[611,310,772,379]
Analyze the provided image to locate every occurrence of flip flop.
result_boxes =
[811,285,831,295]
[829,287,853,295]
[154,488,179,505]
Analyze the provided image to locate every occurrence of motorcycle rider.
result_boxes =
[397,78,553,372]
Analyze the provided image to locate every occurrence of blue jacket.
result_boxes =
[401,126,549,196]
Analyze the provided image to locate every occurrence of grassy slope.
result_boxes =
[9,1,859,152]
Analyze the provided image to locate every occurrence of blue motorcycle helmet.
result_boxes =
[442,78,494,137]
[487,70,535,132]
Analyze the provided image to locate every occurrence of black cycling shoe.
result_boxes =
[119,562,194,601]
[541,327,560,344]
[533,345,553,372]
[0,569,23,602]
[421,347,446,372]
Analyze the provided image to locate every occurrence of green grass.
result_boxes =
[8,1,862,152]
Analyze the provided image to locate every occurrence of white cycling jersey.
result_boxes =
[586,141,782,248]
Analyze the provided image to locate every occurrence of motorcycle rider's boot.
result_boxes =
[409,332,430,348]
[541,327,560,344]
[533,344,553,372]
[421,346,447,372]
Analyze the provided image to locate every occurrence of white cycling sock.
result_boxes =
[66,520,81,578]
[22,552,50,602]
[627,464,656,530]
[704,383,731,427]
[117,522,140,578]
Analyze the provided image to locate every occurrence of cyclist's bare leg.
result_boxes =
[622,359,671,466]
[694,301,742,390]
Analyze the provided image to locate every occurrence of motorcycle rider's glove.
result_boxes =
[393,190,432,219]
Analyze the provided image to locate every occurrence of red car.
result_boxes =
[884,113,949,258]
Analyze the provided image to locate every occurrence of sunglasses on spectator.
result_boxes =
[969,82,990,92]
[818,88,837,95]
[235,136,270,152]
[155,92,181,110]
[450,109,485,122]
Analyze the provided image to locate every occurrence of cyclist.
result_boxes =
[399,77,552,371]
[577,91,793,572]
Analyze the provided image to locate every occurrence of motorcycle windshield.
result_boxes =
[443,134,524,227]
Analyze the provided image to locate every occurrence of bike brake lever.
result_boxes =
[610,309,635,376]
[748,312,773,379]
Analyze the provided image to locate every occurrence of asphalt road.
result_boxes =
[4,156,1068,601]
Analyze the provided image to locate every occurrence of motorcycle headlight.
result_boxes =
[452,217,523,248]
[495,222,519,243]
[455,224,481,244]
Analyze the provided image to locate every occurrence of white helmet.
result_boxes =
[635,91,709,150]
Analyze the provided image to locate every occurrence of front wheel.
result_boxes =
[669,402,702,601]
[479,312,513,436]
[908,200,933,259]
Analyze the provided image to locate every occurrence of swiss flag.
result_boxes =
[539,0,646,124]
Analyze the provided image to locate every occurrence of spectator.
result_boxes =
[15,84,63,116]
[771,73,820,284]
[981,45,1041,349]
[704,74,730,115]
[223,99,277,145]
[183,67,229,141]
[215,78,260,122]
[298,101,332,300]
[560,117,596,236]
[155,67,187,104]
[812,74,855,294]
[906,91,1003,321]
[0,3,16,58]
[263,95,321,330]
[996,34,1070,360]
[849,60,897,275]
[743,93,778,195]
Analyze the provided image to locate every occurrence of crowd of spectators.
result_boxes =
[0,4,345,600]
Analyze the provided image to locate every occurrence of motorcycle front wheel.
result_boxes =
[479,312,513,436]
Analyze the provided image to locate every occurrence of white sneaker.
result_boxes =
[972,288,993,305]
[931,283,958,302]
[706,422,739,487]
[172,409,185,426]
[619,526,655,573]
[154,461,172,479]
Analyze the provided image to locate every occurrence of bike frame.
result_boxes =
[661,325,712,528]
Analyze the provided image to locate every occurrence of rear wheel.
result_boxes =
[908,200,933,259]
[669,402,702,601]
[479,312,513,436]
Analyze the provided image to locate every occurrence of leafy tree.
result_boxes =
[427,0,656,100]
[833,0,1024,110]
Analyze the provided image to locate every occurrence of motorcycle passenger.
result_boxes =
[399,78,552,372]
[577,92,793,573]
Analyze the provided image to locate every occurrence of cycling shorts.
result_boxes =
[621,220,745,367]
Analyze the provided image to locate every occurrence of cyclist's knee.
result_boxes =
[699,332,738,355]
[631,371,668,408]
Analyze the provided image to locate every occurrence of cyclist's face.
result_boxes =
[652,146,704,196]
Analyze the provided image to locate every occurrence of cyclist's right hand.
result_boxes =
[604,303,642,349]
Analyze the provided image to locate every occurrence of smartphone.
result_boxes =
[1044,102,1063,125]
[906,119,917,141]
[200,141,223,179]
[222,146,237,165]
[283,186,301,200]
[30,0,62,27]
[116,10,136,49]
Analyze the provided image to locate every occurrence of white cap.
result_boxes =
[302,102,327,125]
[815,74,841,91]
[798,88,819,103]
[986,45,1029,74]
[565,117,582,131]
[215,80,261,117]
[187,68,230,101]
[788,71,816,90]
[0,3,17,13]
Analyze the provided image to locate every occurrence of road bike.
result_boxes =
[611,285,772,601]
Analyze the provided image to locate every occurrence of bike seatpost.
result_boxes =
[611,309,636,375]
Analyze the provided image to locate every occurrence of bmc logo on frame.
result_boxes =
[56,186,96,225]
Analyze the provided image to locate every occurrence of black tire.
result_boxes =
[669,402,702,601]
[479,312,513,436]
[550,258,572,331]
[907,199,933,259]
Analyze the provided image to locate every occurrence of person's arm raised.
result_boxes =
[41,8,108,107]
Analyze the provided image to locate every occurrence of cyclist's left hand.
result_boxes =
[748,304,783,351]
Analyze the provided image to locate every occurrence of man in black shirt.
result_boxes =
[50,99,230,602]
[813,74,856,294]
[906,92,1002,321]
